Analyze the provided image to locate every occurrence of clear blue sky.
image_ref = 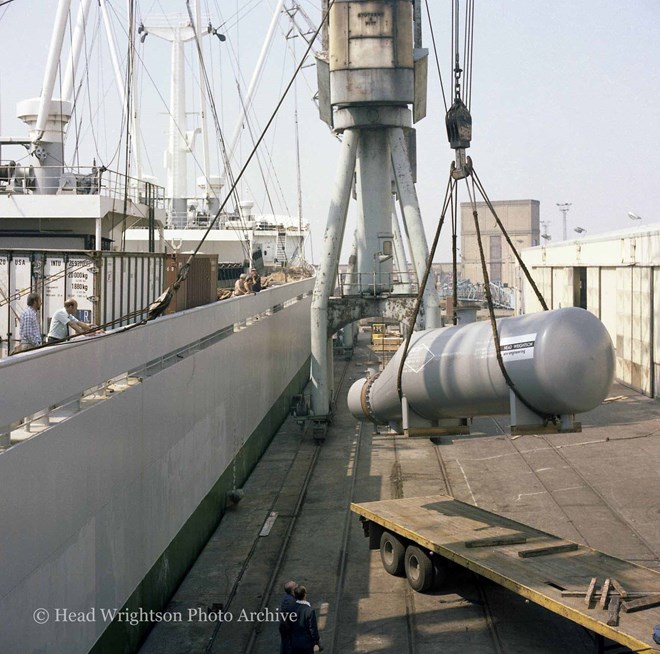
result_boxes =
[1,0,659,262]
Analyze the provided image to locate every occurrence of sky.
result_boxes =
[1,0,659,263]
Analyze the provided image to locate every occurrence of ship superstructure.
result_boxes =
[0,2,317,652]
[0,0,312,351]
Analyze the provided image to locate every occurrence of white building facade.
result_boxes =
[521,225,660,398]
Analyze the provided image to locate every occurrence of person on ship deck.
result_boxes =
[249,268,262,292]
[15,292,42,352]
[234,273,249,296]
[46,298,95,343]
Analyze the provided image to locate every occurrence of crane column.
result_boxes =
[311,0,439,418]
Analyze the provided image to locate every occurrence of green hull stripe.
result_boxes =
[90,357,310,654]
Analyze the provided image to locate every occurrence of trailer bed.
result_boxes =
[352,495,660,653]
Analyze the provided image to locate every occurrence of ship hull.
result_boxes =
[0,278,314,653]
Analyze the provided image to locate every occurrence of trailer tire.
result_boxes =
[380,531,406,576]
[405,545,433,592]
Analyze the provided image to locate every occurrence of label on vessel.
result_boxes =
[500,333,536,361]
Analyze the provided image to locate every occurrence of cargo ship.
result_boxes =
[0,1,315,652]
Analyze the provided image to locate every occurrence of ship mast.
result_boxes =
[17,0,73,195]
[142,18,198,227]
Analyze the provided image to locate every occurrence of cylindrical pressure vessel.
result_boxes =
[348,307,615,425]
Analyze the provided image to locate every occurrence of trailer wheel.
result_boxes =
[380,531,406,576]
[405,545,433,592]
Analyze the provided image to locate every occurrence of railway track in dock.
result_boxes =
[313,341,510,654]
[209,356,356,654]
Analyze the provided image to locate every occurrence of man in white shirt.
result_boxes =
[47,298,94,343]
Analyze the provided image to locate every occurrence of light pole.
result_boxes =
[540,221,551,241]
[556,203,571,240]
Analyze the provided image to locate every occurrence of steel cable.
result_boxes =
[471,166,549,311]
[463,174,556,423]
[396,172,455,400]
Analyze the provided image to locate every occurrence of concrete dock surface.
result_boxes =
[140,339,660,654]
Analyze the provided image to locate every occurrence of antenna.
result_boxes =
[556,203,572,240]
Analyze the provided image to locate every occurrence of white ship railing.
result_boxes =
[0,277,314,442]
[0,163,165,207]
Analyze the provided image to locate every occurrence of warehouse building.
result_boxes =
[521,224,660,398]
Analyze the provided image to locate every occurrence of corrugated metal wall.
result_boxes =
[586,267,600,318]
[600,268,618,345]
[615,267,653,395]
[527,267,552,314]
[552,268,573,309]
[525,264,656,397]
[635,267,652,394]
[654,269,660,397]
[616,268,633,387]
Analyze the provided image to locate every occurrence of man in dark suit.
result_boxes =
[291,585,322,654]
[279,580,298,654]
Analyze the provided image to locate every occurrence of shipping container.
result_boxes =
[164,253,218,314]
[0,250,165,352]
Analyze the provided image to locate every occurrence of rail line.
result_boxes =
[486,415,657,562]
[223,356,355,654]
[202,428,316,654]
[484,414,659,566]
[325,343,421,654]
[393,433,421,654]
[326,419,365,654]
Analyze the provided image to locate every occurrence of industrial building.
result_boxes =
[461,199,540,288]
[521,223,660,399]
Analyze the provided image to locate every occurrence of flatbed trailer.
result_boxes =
[352,495,660,653]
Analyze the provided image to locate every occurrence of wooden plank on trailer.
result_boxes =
[465,535,528,548]
[607,597,621,626]
[561,590,650,599]
[585,578,598,606]
[599,578,611,610]
[518,543,579,558]
[611,578,629,599]
[621,594,660,613]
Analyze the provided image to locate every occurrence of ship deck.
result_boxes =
[139,334,660,654]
